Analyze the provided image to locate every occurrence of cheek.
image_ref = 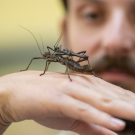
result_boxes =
[68,29,101,57]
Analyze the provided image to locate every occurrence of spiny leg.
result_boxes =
[40,60,49,76]
[40,60,56,76]
[47,47,52,54]
[77,51,87,61]
[87,60,102,79]
[92,71,102,79]
[65,66,68,73]
[20,57,44,72]
[77,51,86,55]
[87,60,92,70]
[59,45,62,51]
[65,62,72,81]
[76,58,87,63]
[68,54,73,61]
[87,60,95,75]
[69,50,74,60]
[47,46,54,52]
[46,62,50,71]
[47,46,59,55]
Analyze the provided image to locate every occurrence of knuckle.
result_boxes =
[118,90,131,99]
[68,120,80,131]
[52,91,63,99]
[61,79,73,92]
[69,120,88,134]
[100,96,113,110]
[89,76,100,85]
[101,96,112,103]
[93,77,102,84]
[61,79,69,87]
[46,89,63,100]
[76,102,89,118]
[74,75,82,81]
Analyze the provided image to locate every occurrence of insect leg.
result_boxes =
[91,71,102,79]
[40,60,50,76]
[76,58,87,63]
[87,60,92,70]
[47,46,54,53]
[69,50,74,60]
[59,45,62,51]
[46,62,50,71]
[65,67,68,73]
[77,51,87,61]
[77,51,86,55]
[20,57,44,72]
[65,62,72,81]
[70,55,73,60]
[40,60,56,76]
[87,60,95,72]
[87,60,102,79]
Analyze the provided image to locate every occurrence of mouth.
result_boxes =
[90,55,135,83]
[97,68,134,83]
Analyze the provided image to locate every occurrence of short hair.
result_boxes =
[61,0,68,10]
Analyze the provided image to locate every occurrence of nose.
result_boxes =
[102,9,135,57]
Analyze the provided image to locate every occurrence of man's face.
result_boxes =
[64,0,135,93]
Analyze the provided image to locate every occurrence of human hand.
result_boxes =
[0,71,135,135]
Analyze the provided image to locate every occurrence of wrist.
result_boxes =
[0,119,11,135]
[0,79,11,134]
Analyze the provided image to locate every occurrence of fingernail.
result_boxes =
[111,118,125,128]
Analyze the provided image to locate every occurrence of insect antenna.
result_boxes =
[19,25,43,55]
[39,35,44,54]
[54,28,64,48]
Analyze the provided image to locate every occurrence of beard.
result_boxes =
[90,54,135,89]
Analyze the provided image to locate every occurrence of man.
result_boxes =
[0,0,135,135]
[59,0,135,135]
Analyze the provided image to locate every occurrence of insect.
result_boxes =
[46,30,97,78]
[21,52,95,81]
[19,25,97,81]
[46,29,90,65]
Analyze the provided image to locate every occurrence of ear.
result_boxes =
[59,17,68,49]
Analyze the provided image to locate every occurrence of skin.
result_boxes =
[62,0,135,134]
[65,0,135,91]
[1,71,135,135]
[0,0,135,135]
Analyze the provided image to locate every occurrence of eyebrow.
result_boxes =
[130,1,135,5]
[81,0,135,5]
[73,0,106,12]
[78,0,105,4]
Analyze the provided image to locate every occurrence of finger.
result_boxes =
[64,80,135,121]
[55,94,125,131]
[95,77,135,100]
[74,74,135,102]
[69,120,118,135]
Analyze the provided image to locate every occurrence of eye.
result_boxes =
[79,6,106,25]
[84,12,101,20]
[128,8,135,24]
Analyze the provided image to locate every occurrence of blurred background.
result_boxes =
[0,0,65,134]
